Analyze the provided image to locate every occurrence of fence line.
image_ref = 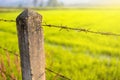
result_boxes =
[0,46,71,80]
[0,18,120,36]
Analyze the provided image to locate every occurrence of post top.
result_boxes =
[16,8,42,21]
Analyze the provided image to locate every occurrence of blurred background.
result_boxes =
[0,0,120,8]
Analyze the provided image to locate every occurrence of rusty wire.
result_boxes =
[0,19,15,22]
[0,18,120,36]
[0,46,19,56]
[46,68,71,80]
[42,24,120,36]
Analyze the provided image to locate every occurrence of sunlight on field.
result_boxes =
[0,8,120,80]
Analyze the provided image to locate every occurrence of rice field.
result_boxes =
[0,8,120,80]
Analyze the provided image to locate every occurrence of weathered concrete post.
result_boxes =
[16,9,45,80]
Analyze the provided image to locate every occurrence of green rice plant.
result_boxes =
[0,8,120,80]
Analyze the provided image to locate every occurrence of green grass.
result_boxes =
[0,8,120,80]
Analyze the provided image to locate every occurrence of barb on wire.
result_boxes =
[46,68,71,80]
[42,24,120,36]
[0,19,15,22]
[0,46,19,57]
[0,18,120,36]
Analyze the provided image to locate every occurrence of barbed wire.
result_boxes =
[0,19,15,22]
[0,46,71,80]
[0,18,120,36]
[42,24,120,36]
[46,68,71,80]
[0,46,19,56]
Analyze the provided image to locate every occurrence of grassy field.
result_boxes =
[0,8,120,80]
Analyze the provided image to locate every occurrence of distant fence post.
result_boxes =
[16,9,45,80]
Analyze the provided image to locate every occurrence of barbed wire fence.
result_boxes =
[0,18,74,80]
[0,18,120,80]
